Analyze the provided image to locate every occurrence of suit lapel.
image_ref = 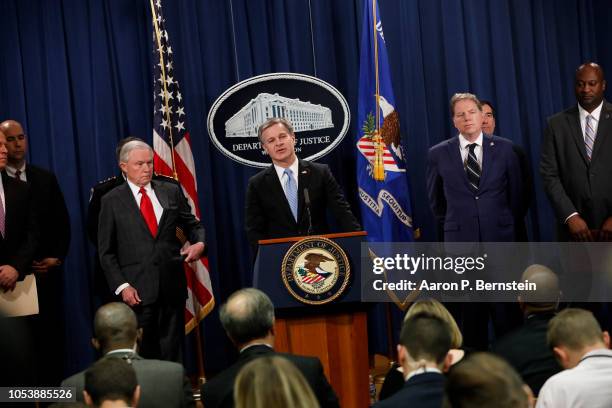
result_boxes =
[151,180,169,234]
[567,107,589,165]
[479,134,494,189]
[264,165,296,225]
[590,101,612,163]
[446,137,472,192]
[2,172,15,239]
[117,183,151,237]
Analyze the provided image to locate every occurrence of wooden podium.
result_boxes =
[254,232,370,408]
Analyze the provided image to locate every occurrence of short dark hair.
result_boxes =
[219,288,275,345]
[257,118,295,143]
[93,303,138,351]
[480,100,496,118]
[547,308,603,350]
[445,352,527,408]
[84,358,138,406]
[400,313,452,364]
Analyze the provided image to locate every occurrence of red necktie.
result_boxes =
[139,187,158,237]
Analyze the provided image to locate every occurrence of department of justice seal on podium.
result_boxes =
[281,236,351,305]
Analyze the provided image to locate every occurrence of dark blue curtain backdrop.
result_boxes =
[0,0,610,375]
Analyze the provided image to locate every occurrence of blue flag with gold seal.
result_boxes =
[356,0,414,243]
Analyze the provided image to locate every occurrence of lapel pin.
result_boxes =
[301,170,308,174]
[490,142,494,146]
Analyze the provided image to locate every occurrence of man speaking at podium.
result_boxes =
[245,118,360,250]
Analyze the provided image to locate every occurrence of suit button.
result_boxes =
[475,196,479,200]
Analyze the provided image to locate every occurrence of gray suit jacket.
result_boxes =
[98,179,205,304]
[541,101,612,238]
[61,351,194,407]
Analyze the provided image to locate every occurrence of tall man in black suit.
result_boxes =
[62,302,194,407]
[374,314,451,408]
[1,119,71,386]
[0,129,38,292]
[98,140,205,362]
[541,62,612,241]
[245,118,360,250]
[201,288,339,408]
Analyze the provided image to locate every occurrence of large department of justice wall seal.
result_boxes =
[207,72,350,168]
[281,237,351,305]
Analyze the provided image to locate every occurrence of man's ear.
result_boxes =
[91,338,100,351]
[442,351,453,373]
[119,162,127,173]
[132,385,141,407]
[553,346,569,368]
[602,331,610,348]
[83,390,93,407]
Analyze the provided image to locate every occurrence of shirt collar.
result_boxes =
[5,163,26,178]
[458,132,483,150]
[273,158,299,180]
[578,101,604,122]
[126,179,152,196]
[240,342,273,353]
[405,366,442,382]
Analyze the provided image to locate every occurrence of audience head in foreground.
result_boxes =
[84,358,140,408]
[92,302,140,354]
[234,356,319,408]
[518,264,560,314]
[219,287,275,348]
[445,352,531,408]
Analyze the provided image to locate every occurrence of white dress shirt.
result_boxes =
[536,348,612,408]
[578,101,603,142]
[458,132,483,167]
[6,164,27,182]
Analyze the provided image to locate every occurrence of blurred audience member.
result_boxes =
[83,358,140,408]
[62,302,193,407]
[446,352,532,408]
[374,313,452,408]
[201,288,338,408]
[379,299,464,401]
[493,264,562,395]
[536,308,612,407]
[234,356,319,408]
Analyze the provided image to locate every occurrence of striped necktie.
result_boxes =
[585,114,596,160]
[284,168,298,221]
[466,143,481,190]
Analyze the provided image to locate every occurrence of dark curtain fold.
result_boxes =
[0,0,609,375]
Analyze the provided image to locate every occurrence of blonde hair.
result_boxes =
[405,298,463,348]
[234,356,320,408]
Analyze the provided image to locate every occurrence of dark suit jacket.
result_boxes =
[245,159,360,247]
[540,101,612,239]
[98,179,205,305]
[374,372,445,408]
[492,312,561,395]
[23,165,70,261]
[201,345,339,408]
[0,172,38,277]
[426,135,523,242]
[61,351,194,407]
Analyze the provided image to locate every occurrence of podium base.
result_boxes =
[275,311,369,408]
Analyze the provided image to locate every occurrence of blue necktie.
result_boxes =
[284,168,298,221]
[585,114,596,160]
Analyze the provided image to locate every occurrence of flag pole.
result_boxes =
[149,0,207,386]
[150,0,178,180]
[371,0,385,181]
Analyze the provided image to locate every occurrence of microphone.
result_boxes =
[304,188,314,236]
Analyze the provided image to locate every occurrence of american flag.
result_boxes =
[150,0,214,333]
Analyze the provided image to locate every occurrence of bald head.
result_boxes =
[575,62,607,112]
[519,264,560,312]
[0,120,27,167]
[93,303,138,353]
[219,288,275,346]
